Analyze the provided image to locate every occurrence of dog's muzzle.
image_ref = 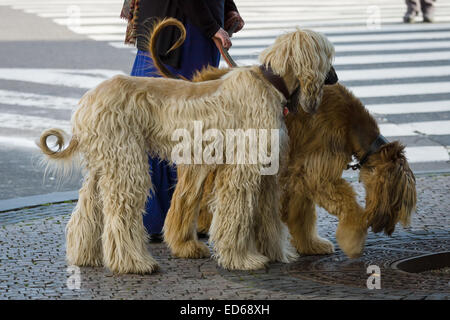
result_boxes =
[325,66,338,85]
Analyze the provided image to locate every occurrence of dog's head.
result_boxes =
[259,29,336,113]
[359,141,417,235]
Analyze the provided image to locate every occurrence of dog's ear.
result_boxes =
[294,30,331,113]
[296,31,336,113]
[297,70,324,114]
[360,141,417,235]
[259,29,335,114]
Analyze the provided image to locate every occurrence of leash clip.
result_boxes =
[346,163,361,171]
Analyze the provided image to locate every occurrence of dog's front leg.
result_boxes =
[314,178,367,258]
[164,165,211,259]
[255,175,298,263]
[280,187,335,256]
[209,165,269,270]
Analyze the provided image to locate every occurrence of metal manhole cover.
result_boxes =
[288,238,450,292]
[392,252,450,273]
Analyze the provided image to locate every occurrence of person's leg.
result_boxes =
[404,0,421,23]
[421,0,436,22]
[142,157,177,242]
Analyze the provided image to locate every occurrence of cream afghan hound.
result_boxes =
[37,18,336,274]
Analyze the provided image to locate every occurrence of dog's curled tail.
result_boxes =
[37,128,79,160]
[36,128,81,180]
[148,17,186,79]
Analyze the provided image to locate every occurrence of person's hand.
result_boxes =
[225,11,244,35]
[213,28,232,50]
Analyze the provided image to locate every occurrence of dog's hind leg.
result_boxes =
[281,184,334,255]
[164,165,211,259]
[255,175,298,263]
[314,178,367,258]
[98,141,158,274]
[66,168,103,267]
[209,166,269,270]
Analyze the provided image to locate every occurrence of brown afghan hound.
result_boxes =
[170,68,416,259]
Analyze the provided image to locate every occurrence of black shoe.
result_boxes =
[403,15,415,23]
[149,233,163,243]
[423,16,434,23]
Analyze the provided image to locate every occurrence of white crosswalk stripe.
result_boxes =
[0,89,78,110]
[0,113,72,133]
[0,0,449,167]
[0,68,124,89]
[365,101,450,115]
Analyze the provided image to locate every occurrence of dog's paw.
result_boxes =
[297,236,335,255]
[66,241,104,267]
[336,223,367,259]
[264,241,299,263]
[67,255,103,268]
[216,251,269,270]
[106,254,160,274]
[171,240,210,259]
[280,243,300,263]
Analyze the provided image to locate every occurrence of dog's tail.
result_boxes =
[37,128,78,159]
[147,17,186,79]
[36,128,80,179]
[148,18,232,82]
[359,141,417,235]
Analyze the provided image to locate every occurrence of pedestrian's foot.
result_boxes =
[403,15,415,23]
[423,15,434,23]
[149,233,163,243]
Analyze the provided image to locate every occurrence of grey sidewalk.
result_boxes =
[0,173,449,300]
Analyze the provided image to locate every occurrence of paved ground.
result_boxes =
[0,173,448,300]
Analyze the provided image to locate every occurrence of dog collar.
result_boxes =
[347,134,389,170]
[259,65,300,115]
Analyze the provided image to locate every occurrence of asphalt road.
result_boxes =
[0,4,133,199]
[0,0,449,201]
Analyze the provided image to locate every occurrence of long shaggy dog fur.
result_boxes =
[37,18,335,273]
[280,84,416,258]
[173,74,416,259]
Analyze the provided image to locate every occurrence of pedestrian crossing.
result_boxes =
[0,0,449,169]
